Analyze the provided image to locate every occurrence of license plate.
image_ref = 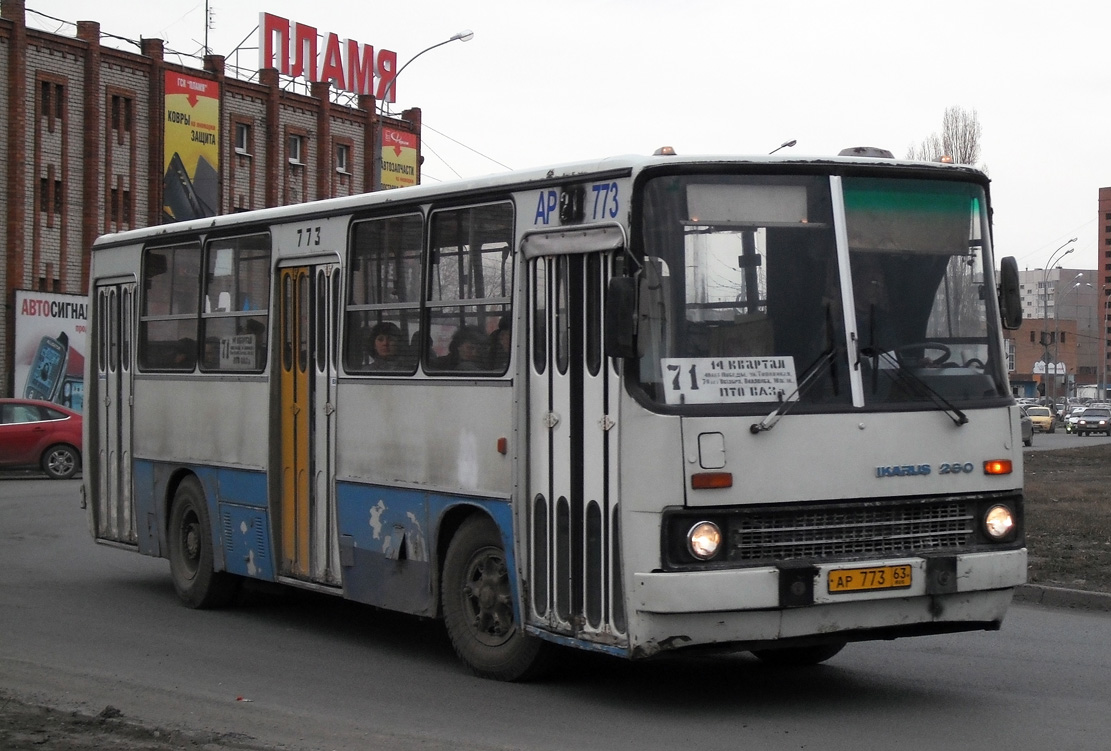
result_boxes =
[828,565,912,594]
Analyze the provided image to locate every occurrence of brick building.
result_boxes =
[0,0,421,394]
[1099,187,1111,393]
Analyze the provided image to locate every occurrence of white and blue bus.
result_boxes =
[84,149,1027,679]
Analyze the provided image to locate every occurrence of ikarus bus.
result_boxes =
[84,148,1027,679]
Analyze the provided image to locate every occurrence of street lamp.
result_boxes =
[1040,238,1076,404]
[378,30,474,115]
[1053,273,1090,398]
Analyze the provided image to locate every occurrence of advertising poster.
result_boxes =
[14,291,89,411]
[379,126,419,189]
[164,71,220,222]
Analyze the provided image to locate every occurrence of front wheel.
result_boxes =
[167,476,238,609]
[751,642,846,666]
[41,444,79,479]
[441,515,548,681]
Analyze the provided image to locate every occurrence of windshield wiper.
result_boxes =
[750,306,840,434]
[859,347,968,427]
[749,347,837,434]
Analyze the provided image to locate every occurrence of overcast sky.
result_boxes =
[27,0,1111,272]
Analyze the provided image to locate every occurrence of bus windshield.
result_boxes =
[634,172,1010,412]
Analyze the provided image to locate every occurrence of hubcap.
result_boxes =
[461,547,515,647]
[47,450,74,476]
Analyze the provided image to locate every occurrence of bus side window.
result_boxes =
[345,213,422,375]
[425,202,514,375]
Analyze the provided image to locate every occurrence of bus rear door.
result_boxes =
[92,280,136,545]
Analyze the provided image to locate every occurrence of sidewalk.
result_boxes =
[1014,584,1111,612]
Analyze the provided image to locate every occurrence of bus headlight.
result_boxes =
[687,521,723,560]
[984,504,1015,540]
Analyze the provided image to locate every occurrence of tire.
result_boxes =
[1023,437,1032,447]
[41,444,79,480]
[441,515,549,681]
[751,642,846,666]
[167,476,238,609]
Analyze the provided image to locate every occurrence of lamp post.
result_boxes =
[378,30,474,115]
[1054,274,1089,399]
[1041,239,1076,404]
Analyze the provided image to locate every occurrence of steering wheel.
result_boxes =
[964,357,985,370]
[893,341,951,367]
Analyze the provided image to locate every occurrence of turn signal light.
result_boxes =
[691,472,733,489]
[983,459,1012,475]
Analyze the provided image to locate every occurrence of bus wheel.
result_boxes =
[167,476,238,609]
[751,642,846,666]
[441,515,548,681]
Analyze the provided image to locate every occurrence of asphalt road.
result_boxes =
[2,478,1110,751]
[1024,426,1111,451]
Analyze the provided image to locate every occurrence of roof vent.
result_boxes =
[838,146,894,159]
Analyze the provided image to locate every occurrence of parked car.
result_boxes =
[1075,407,1111,437]
[1024,405,1055,433]
[0,398,82,479]
[1019,408,1033,447]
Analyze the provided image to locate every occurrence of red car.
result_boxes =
[0,398,83,479]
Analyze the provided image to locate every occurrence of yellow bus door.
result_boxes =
[278,265,340,583]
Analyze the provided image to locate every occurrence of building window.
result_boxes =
[336,143,350,174]
[110,187,132,229]
[288,135,303,164]
[110,95,132,135]
[235,122,250,155]
[40,81,64,126]
[1030,330,1035,343]
[39,178,63,218]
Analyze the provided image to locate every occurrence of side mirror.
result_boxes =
[604,277,637,359]
[998,256,1022,330]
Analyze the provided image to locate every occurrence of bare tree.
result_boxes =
[906,106,982,166]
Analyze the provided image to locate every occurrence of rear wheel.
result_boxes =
[441,515,548,681]
[41,444,79,480]
[751,642,846,666]
[167,476,238,609]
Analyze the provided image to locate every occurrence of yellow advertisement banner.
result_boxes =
[164,72,220,221]
[380,126,419,189]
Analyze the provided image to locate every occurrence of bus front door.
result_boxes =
[526,251,626,641]
[93,281,136,545]
[277,265,341,585]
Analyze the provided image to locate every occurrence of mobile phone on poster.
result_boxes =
[24,332,69,402]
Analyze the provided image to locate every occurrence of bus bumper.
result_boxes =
[627,549,1026,656]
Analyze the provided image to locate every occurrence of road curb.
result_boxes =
[1014,584,1111,612]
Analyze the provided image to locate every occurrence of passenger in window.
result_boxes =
[488,315,511,371]
[368,322,408,370]
[172,338,196,369]
[448,326,488,371]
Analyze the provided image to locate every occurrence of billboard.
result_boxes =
[14,291,88,411]
[379,126,419,189]
[164,71,220,222]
